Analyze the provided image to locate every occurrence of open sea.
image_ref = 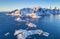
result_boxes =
[0,12,60,39]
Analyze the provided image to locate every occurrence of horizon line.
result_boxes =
[0,6,60,12]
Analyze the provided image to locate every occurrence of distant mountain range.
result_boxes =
[9,7,60,16]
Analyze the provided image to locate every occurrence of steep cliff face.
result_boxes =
[20,8,34,14]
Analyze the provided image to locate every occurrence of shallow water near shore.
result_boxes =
[0,12,60,39]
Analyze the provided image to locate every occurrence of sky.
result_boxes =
[0,0,60,11]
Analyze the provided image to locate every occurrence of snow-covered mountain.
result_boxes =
[9,9,18,13]
[9,7,60,16]
[20,8,34,14]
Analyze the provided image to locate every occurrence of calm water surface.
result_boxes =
[0,13,60,39]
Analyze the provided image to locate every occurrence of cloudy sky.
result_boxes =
[0,0,60,11]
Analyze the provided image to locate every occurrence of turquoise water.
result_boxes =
[0,13,60,39]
